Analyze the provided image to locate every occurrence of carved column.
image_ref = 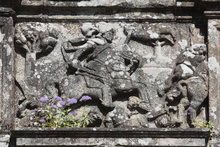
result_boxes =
[0,7,15,130]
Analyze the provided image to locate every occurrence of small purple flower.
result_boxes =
[80,96,92,101]
[39,97,49,102]
[70,110,77,115]
[39,119,45,123]
[201,107,205,110]
[188,107,193,110]
[67,98,77,104]
[54,96,62,101]
[51,105,59,109]
[59,101,66,106]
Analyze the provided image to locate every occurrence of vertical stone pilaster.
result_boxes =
[0,8,15,130]
[208,19,220,129]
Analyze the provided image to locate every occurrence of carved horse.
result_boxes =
[59,43,151,109]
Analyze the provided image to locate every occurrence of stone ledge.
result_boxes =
[11,128,210,138]
[205,11,220,18]
[21,0,177,8]
[0,131,10,147]
[16,138,207,146]
[202,0,220,2]
[9,128,210,147]
[0,7,15,16]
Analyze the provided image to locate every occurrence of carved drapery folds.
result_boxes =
[14,22,207,128]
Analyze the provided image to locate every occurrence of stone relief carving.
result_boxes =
[15,24,59,117]
[61,23,150,109]
[14,22,208,128]
[158,44,208,128]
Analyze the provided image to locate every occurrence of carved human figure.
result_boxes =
[15,25,58,88]
[62,23,114,70]
[61,24,151,110]
[15,25,59,116]
[124,25,175,63]
[158,44,208,128]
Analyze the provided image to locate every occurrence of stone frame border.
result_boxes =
[0,8,15,131]
[9,128,210,147]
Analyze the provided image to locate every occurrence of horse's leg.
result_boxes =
[187,106,197,127]
[101,84,114,108]
[133,82,150,103]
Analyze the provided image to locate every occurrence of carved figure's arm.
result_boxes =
[124,26,175,46]
[63,37,89,51]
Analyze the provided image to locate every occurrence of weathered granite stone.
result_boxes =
[159,43,208,128]
[13,21,208,129]
[208,19,220,130]
[0,134,10,147]
[17,137,207,146]
[0,8,15,130]
[10,128,209,147]
[21,0,176,8]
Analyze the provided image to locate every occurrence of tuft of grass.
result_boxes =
[192,119,214,139]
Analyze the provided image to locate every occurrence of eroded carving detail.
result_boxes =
[15,24,59,118]
[14,22,208,128]
[158,44,208,128]
[61,23,150,109]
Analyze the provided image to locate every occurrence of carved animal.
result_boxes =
[178,77,208,121]
[60,44,151,109]
[60,25,151,109]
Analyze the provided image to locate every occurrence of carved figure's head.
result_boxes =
[15,24,58,55]
[189,44,207,56]
[15,25,36,52]
[81,23,99,37]
[39,29,59,53]
[183,44,207,66]
[166,87,181,102]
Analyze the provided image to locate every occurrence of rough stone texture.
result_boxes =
[208,19,220,129]
[13,21,207,129]
[17,138,206,146]
[0,8,15,130]
[10,128,209,147]
[207,19,220,146]
[0,134,10,147]
[21,0,176,7]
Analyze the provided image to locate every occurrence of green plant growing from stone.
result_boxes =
[32,96,92,128]
[192,118,214,139]
[192,118,213,129]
